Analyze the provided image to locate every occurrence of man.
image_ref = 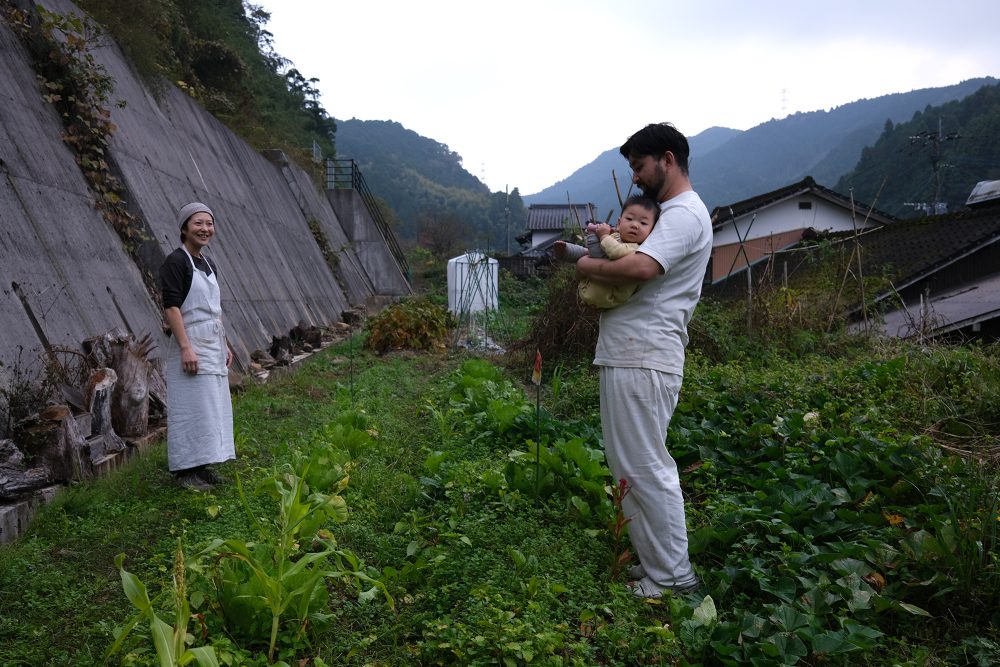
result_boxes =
[575,123,712,598]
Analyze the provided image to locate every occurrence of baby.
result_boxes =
[555,195,660,308]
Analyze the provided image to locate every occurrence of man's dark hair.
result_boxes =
[619,123,690,174]
[621,195,661,222]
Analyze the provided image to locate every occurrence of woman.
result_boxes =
[158,202,235,491]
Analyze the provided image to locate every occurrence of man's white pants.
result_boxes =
[599,366,697,589]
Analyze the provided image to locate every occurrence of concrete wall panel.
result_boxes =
[1,0,409,380]
[1,15,167,374]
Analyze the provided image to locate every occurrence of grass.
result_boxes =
[1,306,999,664]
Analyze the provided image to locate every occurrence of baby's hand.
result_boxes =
[587,222,612,239]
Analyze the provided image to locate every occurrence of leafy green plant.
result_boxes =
[108,544,219,667]
[417,591,569,666]
[502,437,610,514]
[6,289,1000,666]
[894,456,1000,611]
[200,469,390,662]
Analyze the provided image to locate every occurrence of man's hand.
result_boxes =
[553,240,568,260]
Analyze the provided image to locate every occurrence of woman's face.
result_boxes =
[183,213,215,253]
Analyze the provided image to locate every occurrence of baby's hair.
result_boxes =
[622,195,661,222]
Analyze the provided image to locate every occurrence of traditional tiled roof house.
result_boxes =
[709,176,896,283]
[862,180,1000,340]
[517,203,598,257]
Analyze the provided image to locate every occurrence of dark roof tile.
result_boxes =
[526,203,598,231]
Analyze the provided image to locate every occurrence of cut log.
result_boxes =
[269,335,292,366]
[8,405,93,493]
[0,464,53,499]
[0,439,48,499]
[85,368,126,459]
[251,349,277,369]
[110,332,153,437]
[148,358,167,422]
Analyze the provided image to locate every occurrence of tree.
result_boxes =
[416,210,472,260]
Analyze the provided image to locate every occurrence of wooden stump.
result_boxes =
[6,405,92,495]
[110,333,154,437]
[85,369,126,459]
[84,331,157,438]
[270,335,292,366]
[0,438,53,500]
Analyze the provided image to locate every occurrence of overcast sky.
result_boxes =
[255,0,1000,195]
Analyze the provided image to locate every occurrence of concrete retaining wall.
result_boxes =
[0,0,410,380]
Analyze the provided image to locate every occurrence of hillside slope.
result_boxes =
[836,81,1000,217]
[335,118,527,251]
[525,78,997,215]
[525,127,743,219]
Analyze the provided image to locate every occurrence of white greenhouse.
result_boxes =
[446,252,498,315]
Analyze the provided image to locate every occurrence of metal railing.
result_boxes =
[327,158,409,280]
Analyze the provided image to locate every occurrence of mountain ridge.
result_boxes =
[525,78,997,216]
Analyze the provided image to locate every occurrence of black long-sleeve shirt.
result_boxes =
[158,247,217,309]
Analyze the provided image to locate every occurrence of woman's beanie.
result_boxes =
[176,202,214,228]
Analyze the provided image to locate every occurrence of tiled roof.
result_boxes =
[877,270,1000,338]
[849,206,1000,289]
[710,176,897,229]
[526,203,598,231]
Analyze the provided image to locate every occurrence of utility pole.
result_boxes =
[909,117,960,210]
[504,185,511,256]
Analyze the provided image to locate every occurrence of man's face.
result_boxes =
[628,153,668,201]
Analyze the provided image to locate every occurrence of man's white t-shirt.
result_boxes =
[592,190,712,375]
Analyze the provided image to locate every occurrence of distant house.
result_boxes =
[517,203,598,257]
[709,176,896,283]
[863,180,1000,341]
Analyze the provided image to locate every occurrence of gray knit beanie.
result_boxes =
[176,202,214,229]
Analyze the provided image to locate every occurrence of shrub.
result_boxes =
[514,266,599,369]
[365,297,455,353]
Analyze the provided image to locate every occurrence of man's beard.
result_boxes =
[637,165,666,199]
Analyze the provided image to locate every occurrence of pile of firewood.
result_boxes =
[1,331,162,504]
[1,310,366,505]
[246,314,360,377]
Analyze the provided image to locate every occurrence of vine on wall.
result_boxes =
[6,4,161,307]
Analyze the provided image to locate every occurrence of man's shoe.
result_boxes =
[175,470,214,492]
[627,564,647,580]
[627,576,702,599]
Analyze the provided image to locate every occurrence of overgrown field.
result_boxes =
[1,294,999,665]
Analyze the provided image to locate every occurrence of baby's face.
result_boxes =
[617,205,657,244]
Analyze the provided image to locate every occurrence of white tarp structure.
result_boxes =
[447,252,498,314]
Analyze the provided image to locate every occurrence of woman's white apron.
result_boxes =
[165,248,235,471]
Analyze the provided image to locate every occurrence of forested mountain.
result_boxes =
[526,78,997,215]
[335,119,527,253]
[836,82,1000,218]
[76,0,996,249]
[525,127,743,221]
[74,0,524,255]
[76,0,338,163]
